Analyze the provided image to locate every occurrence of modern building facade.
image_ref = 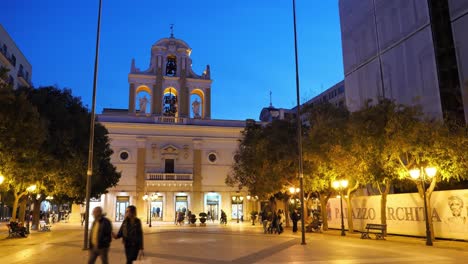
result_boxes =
[80,35,255,223]
[259,80,345,122]
[339,0,468,124]
[450,0,468,124]
[0,24,32,88]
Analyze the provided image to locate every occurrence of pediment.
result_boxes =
[161,144,179,155]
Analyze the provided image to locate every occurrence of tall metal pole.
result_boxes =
[422,174,433,246]
[83,0,103,250]
[339,192,345,236]
[292,0,306,245]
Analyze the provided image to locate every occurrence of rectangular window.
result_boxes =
[165,159,175,173]
[11,55,16,67]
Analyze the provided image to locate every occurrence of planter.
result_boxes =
[189,214,197,224]
[199,212,207,225]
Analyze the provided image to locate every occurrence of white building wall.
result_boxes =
[0,24,32,88]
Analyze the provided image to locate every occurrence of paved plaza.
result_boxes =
[0,222,468,264]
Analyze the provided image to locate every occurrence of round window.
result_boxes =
[119,151,129,161]
[208,153,217,163]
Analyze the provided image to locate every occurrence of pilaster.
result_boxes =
[129,83,135,113]
[136,137,147,219]
[153,56,163,115]
[205,88,211,119]
[192,139,203,214]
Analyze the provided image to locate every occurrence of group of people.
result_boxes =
[260,209,286,234]
[88,205,144,264]
[260,208,301,234]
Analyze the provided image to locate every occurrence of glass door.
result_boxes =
[115,196,129,222]
[151,201,163,221]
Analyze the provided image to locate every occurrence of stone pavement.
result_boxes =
[0,221,467,263]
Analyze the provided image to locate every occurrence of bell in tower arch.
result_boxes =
[166,56,177,76]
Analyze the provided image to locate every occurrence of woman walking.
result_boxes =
[113,205,144,264]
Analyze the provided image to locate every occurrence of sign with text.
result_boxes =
[327,189,468,240]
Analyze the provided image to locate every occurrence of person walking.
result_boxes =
[113,205,144,264]
[88,206,113,264]
[291,209,300,233]
[277,209,284,234]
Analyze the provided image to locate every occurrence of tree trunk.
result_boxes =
[345,182,359,233]
[31,198,42,230]
[18,198,27,223]
[11,195,20,221]
[426,194,435,241]
[319,193,330,231]
[285,199,290,227]
[417,177,437,241]
[380,181,391,236]
[345,195,354,232]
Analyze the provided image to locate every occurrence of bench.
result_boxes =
[361,223,386,240]
[7,222,28,238]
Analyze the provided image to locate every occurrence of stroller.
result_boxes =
[306,210,322,233]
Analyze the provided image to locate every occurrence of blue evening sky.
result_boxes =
[2,0,343,120]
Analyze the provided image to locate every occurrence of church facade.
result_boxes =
[86,35,255,223]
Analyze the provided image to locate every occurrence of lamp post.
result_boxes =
[232,194,244,223]
[83,0,103,250]
[332,180,348,236]
[291,0,306,246]
[409,167,437,246]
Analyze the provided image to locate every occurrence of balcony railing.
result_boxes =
[146,173,193,181]
[153,116,188,124]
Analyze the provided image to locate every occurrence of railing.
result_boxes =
[154,116,188,124]
[146,173,193,181]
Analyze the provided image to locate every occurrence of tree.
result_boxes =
[0,67,46,221]
[226,119,299,199]
[0,84,121,227]
[390,116,468,240]
[302,103,350,230]
[347,99,420,233]
[21,86,121,202]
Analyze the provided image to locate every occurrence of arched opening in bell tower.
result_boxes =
[162,87,178,117]
[136,85,152,114]
[166,55,177,76]
[190,89,205,119]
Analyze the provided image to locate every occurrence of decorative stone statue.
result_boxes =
[139,96,149,113]
[192,99,201,118]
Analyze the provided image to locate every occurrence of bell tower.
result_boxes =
[127,32,212,120]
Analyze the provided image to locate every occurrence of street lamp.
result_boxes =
[289,187,300,211]
[409,166,437,246]
[26,185,37,192]
[232,194,244,223]
[332,179,348,236]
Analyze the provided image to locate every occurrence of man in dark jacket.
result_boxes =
[88,206,112,264]
[291,209,300,233]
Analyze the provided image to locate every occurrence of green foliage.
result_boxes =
[0,68,45,187]
[226,119,300,198]
[19,86,121,202]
